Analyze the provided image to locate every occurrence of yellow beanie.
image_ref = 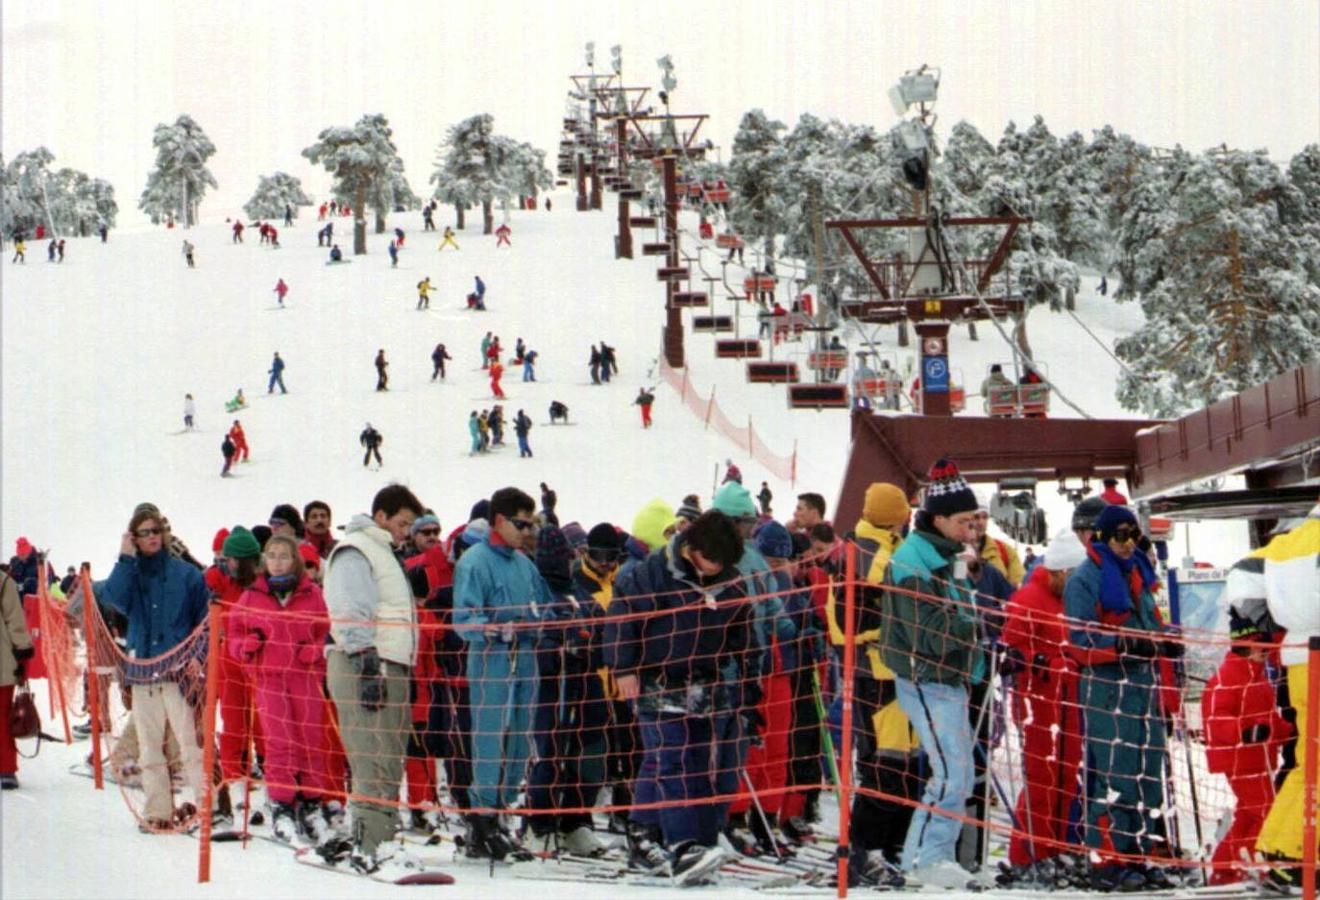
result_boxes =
[862,483,910,528]
[631,497,677,551]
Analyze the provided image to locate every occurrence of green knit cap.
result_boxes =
[712,481,757,519]
[221,526,261,560]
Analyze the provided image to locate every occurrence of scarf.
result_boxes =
[1090,541,1158,614]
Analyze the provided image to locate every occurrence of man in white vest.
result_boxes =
[322,484,425,875]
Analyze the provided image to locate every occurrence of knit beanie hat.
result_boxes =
[862,483,910,529]
[410,514,441,535]
[298,542,321,570]
[461,518,491,546]
[1042,529,1087,571]
[921,459,979,519]
[469,499,491,523]
[712,481,757,519]
[221,526,261,560]
[560,521,588,550]
[1071,496,1108,531]
[632,498,677,551]
[675,499,703,523]
[587,523,622,552]
[1092,504,1139,543]
[535,526,574,592]
[211,528,231,554]
[755,521,793,560]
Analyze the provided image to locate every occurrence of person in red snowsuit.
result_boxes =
[318,203,328,221]
[228,535,335,837]
[494,223,511,247]
[228,420,250,462]
[1000,534,1087,867]
[274,278,288,306]
[204,528,265,787]
[489,361,506,399]
[232,221,244,243]
[1202,615,1291,884]
[1098,478,1129,506]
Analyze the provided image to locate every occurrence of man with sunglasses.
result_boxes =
[453,487,551,861]
[1064,504,1180,892]
[101,504,210,830]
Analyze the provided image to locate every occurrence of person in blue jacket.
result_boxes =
[1064,504,1180,893]
[100,504,210,831]
[452,486,550,861]
[605,510,754,884]
[267,352,287,394]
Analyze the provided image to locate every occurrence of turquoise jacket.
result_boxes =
[453,538,551,649]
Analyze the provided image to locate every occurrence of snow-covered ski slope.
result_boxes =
[2,194,1243,571]
[2,199,1251,899]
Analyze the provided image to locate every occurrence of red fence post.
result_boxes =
[837,541,858,898]
[82,571,104,790]
[1303,636,1319,900]
[37,565,72,744]
[198,604,223,883]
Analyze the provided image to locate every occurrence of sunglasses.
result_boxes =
[509,517,536,532]
[1110,527,1140,545]
[268,518,289,528]
[415,528,441,537]
[135,528,163,538]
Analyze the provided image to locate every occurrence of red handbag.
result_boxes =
[9,686,40,741]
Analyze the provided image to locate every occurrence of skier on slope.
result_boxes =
[489,360,506,399]
[221,433,237,477]
[633,387,655,428]
[416,277,432,310]
[438,226,459,251]
[232,221,244,243]
[514,409,533,457]
[274,278,289,307]
[228,420,251,462]
[388,240,399,268]
[182,240,195,268]
[183,394,196,431]
[268,352,288,394]
[495,223,511,247]
[430,342,451,381]
[359,423,383,467]
[521,350,537,382]
[374,350,389,391]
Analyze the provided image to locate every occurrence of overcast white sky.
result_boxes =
[3,0,1317,223]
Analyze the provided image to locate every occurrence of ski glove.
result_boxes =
[1242,724,1271,744]
[296,643,323,666]
[238,629,265,661]
[13,646,34,683]
[1118,634,1159,659]
[998,646,1026,677]
[356,647,386,712]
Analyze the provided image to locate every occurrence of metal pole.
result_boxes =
[1303,636,1319,900]
[837,541,858,898]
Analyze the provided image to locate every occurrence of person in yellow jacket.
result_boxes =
[972,508,1025,585]
[827,482,923,882]
[1254,499,1320,889]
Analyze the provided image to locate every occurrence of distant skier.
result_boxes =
[98,222,108,242]
[48,239,57,262]
[430,342,451,381]
[266,224,279,248]
[438,226,459,251]
[394,227,406,248]
[757,481,773,516]
[225,388,247,412]
[467,411,482,456]
[228,420,250,462]
[360,423,383,468]
[513,338,526,364]
[422,205,435,231]
[182,240,195,268]
[514,409,533,458]
[485,335,502,369]
[328,244,343,263]
[268,352,287,394]
[10,239,23,264]
[633,386,655,428]
[329,200,338,216]
[600,341,618,379]
[589,344,601,385]
[388,240,399,267]
[416,277,432,310]
[318,222,333,247]
[374,349,389,391]
[722,459,742,484]
[548,400,569,424]
[1099,276,1108,296]
[522,349,537,382]
[474,275,486,306]
[183,394,196,431]
[284,203,293,226]
[221,434,237,477]
[489,360,506,399]
[495,223,512,247]
[57,239,65,262]
[480,332,493,369]
[318,203,327,221]
[274,278,289,307]
[232,221,244,243]
[545,198,552,212]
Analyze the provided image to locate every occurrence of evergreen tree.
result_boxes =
[728,109,787,261]
[243,172,312,221]
[5,148,57,235]
[0,149,115,238]
[138,115,217,227]
[1114,149,1320,416]
[431,114,505,234]
[303,113,400,254]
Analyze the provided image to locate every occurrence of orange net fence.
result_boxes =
[41,539,1319,896]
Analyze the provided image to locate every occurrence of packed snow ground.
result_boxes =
[1,193,1250,898]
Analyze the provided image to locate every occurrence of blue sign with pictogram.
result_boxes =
[923,355,949,393]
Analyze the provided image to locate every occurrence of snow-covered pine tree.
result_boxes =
[5,148,58,236]
[138,115,217,228]
[1285,144,1320,285]
[1085,125,1154,259]
[431,114,504,234]
[243,172,312,221]
[496,140,553,215]
[728,110,787,262]
[1114,149,1320,416]
[303,113,400,254]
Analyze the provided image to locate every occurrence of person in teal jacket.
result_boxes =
[1063,504,1179,893]
[878,460,986,889]
[452,486,551,861]
[467,411,482,456]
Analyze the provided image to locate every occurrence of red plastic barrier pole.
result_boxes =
[198,604,223,883]
[1303,636,1319,900]
[837,541,858,898]
[37,565,73,745]
[82,571,104,790]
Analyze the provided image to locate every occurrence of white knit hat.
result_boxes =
[1042,528,1087,571]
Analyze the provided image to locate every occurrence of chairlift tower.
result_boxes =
[826,65,1028,417]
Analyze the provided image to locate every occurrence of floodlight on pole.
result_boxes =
[887,64,940,115]
[585,42,595,68]
[610,44,622,76]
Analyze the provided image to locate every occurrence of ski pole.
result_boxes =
[742,768,786,860]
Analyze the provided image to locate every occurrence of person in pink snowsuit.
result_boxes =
[274,278,289,306]
[228,535,335,840]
